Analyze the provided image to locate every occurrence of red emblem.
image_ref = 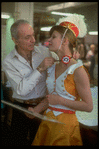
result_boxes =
[62,55,71,64]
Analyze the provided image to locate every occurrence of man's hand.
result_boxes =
[37,57,55,73]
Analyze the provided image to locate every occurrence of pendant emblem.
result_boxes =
[62,55,71,64]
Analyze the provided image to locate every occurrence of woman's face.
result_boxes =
[48,30,62,52]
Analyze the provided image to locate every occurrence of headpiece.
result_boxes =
[56,14,87,38]
[56,14,87,65]
[59,21,79,37]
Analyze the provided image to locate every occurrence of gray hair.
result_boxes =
[10,19,29,39]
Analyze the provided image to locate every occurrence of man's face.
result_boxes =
[14,23,35,52]
[90,44,96,53]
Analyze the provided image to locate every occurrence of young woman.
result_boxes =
[29,15,93,146]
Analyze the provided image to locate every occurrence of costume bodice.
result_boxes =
[46,61,83,116]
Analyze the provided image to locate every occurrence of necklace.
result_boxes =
[55,55,72,65]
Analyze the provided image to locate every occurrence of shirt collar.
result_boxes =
[11,46,38,59]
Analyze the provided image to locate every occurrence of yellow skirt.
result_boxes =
[32,111,83,146]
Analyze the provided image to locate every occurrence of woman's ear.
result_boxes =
[62,38,69,46]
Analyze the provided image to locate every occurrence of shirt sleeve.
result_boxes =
[3,60,42,96]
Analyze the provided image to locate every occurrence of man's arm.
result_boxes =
[3,61,42,96]
[3,56,54,97]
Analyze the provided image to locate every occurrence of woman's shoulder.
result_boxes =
[67,60,83,75]
[74,65,89,83]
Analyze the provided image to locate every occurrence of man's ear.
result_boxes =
[12,37,18,45]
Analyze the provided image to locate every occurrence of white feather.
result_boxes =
[56,14,87,38]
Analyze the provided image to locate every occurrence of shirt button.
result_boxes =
[70,96,73,98]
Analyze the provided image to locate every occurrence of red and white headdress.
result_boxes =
[56,14,87,38]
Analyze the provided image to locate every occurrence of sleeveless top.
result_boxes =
[46,61,83,116]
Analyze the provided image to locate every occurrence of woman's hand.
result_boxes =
[25,98,49,119]
[46,94,60,105]
[25,107,35,119]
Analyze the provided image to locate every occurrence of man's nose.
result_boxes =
[30,36,35,43]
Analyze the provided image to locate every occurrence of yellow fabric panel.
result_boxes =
[32,111,83,146]
[64,66,90,101]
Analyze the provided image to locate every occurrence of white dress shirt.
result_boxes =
[3,46,51,100]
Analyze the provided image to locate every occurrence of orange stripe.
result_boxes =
[48,106,75,114]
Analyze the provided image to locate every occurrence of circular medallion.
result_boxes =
[62,55,71,64]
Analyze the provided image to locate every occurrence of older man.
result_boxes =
[3,20,54,145]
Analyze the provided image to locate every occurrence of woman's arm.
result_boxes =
[33,97,49,113]
[47,67,93,112]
